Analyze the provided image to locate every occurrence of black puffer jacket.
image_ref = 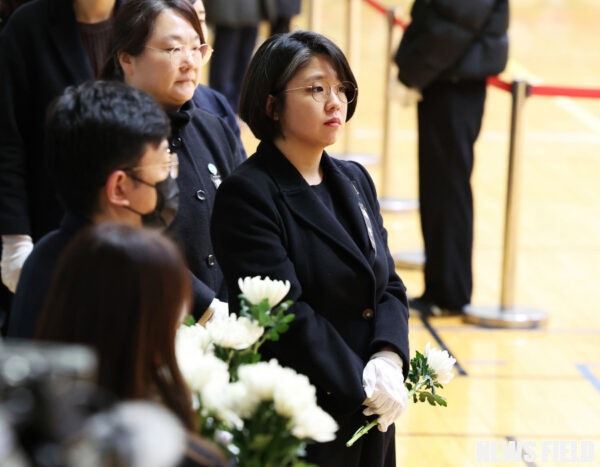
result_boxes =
[394,0,508,89]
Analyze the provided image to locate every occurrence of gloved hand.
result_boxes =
[388,80,422,107]
[362,350,408,432]
[1,234,34,293]
[207,298,229,323]
[197,298,229,326]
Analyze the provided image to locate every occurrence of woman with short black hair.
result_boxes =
[211,30,410,467]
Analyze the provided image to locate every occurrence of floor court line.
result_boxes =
[576,364,600,394]
[507,59,600,134]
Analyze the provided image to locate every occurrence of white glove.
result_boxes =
[362,350,408,432]
[207,298,229,322]
[388,80,422,107]
[1,234,34,293]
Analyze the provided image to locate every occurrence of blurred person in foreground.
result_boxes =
[7,80,178,338]
[36,222,228,467]
[211,31,410,467]
[394,0,509,316]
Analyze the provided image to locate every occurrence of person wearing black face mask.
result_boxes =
[7,81,177,338]
[124,151,180,229]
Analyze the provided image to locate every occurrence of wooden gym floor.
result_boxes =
[215,0,600,464]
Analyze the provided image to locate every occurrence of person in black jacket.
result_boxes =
[0,0,120,333]
[102,0,244,321]
[189,0,247,159]
[205,0,273,111]
[211,31,410,467]
[8,81,177,338]
[394,0,509,316]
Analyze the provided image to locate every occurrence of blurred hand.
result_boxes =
[1,235,33,293]
[362,350,408,432]
[207,298,229,322]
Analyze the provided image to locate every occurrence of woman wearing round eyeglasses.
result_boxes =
[103,0,244,323]
[211,31,410,467]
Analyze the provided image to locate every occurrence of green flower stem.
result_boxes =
[252,334,269,353]
[345,379,427,447]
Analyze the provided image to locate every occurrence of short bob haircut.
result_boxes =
[36,223,194,430]
[102,0,204,81]
[239,30,358,141]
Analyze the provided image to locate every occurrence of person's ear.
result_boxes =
[118,52,135,77]
[104,170,131,207]
[266,95,278,120]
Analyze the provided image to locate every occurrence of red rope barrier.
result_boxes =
[363,0,600,100]
[362,0,407,29]
[487,76,512,92]
[530,84,600,99]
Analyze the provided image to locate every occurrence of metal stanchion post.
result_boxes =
[464,80,547,328]
[378,7,423,269]
[332,0,379,165]
[309,0,322,33]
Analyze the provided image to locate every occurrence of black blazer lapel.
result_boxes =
[259,142,373,276]
[47,0,94,83]
[321,154,377,261]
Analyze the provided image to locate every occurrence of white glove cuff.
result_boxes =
[370,350,403,371]
[2,234,33,247]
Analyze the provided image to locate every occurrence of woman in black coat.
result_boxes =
[211,31,410,467]
[102,0,244,320]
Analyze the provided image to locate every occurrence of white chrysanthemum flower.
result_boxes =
[177,352,229,393]
[237,359,287,401]
[200,381,244,430]
[291,406,338,442]
[238,276,291,307]
[273,372,316,419]
[424,342,456,384]
[225,381,261,419]
[206,314,264,350]
[175,324,211,359]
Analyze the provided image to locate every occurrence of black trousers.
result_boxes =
[417,79,487,310]
[209,25,258,112]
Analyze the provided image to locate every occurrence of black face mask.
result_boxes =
[126,173,179,229]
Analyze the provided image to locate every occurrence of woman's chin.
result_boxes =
[171,86,196,105]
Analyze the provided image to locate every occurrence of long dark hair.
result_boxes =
[36,223,194,430]
[101,0,203,80]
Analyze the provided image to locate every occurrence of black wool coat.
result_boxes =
[394,0,509,89]
[166,102,244,316]
[8,212,88,338]
[0,0,121,239]
[276,0,302,18]
[211,142,410,467]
